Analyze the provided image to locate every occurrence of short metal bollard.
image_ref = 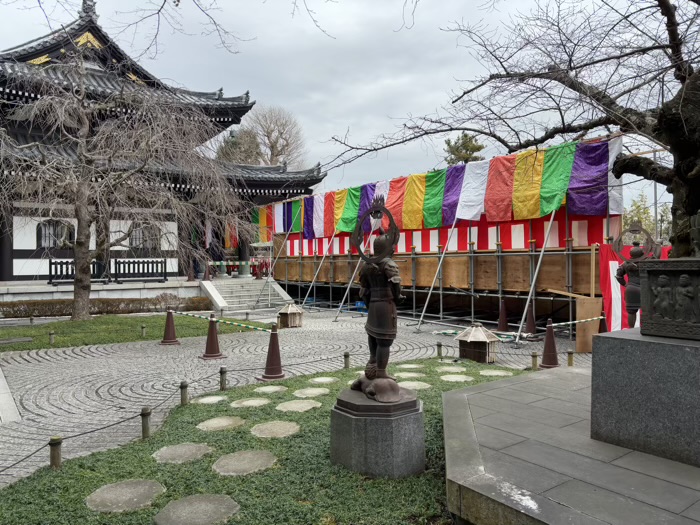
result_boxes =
[567,351,574,367]
[180,381,189,406]
[29,316,34,326]
[49,331,55,345]
[49,436,62,470]
[141,406,151,439]
[219,366,227,391]
[437,341,443,359]
[245,312,250,321]
[343,352,350,369]
[141,324,146,338]
[531,351,539,371]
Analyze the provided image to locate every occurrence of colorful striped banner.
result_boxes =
[384,177,408,230]
[484,154,516,222]
[324,191,335,237]
[540,142,576,216]
[303,196,314,240]
[337,186,361,233]
[403,173,426,230]
[359,183,376,233]
[423,169,446,228]
[512,150,545,220]
[256,137,624,239]
[568,142,609,216]
[442,164,465,227]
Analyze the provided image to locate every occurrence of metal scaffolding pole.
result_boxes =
[301,229,338,307]
[415,215,459,332]
[516,211,556,344]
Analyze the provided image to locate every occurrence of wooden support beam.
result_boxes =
[541,288,588,299]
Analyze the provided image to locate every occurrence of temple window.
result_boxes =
[36,220,75,249]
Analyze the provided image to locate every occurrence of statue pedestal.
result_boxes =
[330,388,425,478]
[591,329,700,467]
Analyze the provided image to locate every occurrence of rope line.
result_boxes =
[173,311,272,333]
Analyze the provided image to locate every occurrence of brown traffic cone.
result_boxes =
[540,318,559,369]
[160,310,180,345]
[258,324,284,380]
[525,304,537,335]
[498,299,509,332]
[200,314,224,359]
[599,311,608,333]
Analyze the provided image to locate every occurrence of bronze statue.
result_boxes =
[359,233,402,380]
[615,242,644,328]
[350,197,404,403]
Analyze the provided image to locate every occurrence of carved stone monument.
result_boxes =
[329,197,425,478]
[592,221,700,467]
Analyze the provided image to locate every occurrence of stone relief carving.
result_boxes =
[648,273,700,323]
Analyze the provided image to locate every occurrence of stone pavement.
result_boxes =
[444,368,700,525]
[0,310,578,488]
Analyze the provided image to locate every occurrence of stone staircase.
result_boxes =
[201,278,293,314]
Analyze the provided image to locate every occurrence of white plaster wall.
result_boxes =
[13,258,68,278]
[110,220,131,251]
[161,222,178,251]
[13,216,94,250]
[13,216,176,252]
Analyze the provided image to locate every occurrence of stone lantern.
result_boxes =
[454,323,499,363]
[278,303,304,328]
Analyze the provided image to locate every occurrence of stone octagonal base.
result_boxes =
[330,388,425,478]
[592,328,700,467]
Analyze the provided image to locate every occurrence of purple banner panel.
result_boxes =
[442,165,466,226]
[567,142,609,216]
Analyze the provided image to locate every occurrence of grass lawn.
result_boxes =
[0,314,271,352]
[0,359,523,525]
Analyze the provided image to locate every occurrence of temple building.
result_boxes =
[0,0,325,282]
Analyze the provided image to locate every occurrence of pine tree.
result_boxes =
[443,132,485,165]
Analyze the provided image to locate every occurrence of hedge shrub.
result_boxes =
[0,294,212,318]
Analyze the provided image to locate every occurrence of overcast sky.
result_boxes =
[0,0,668,208]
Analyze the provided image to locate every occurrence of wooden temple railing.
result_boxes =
[48,258,168,285]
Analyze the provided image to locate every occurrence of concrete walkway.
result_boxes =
[0,310,579,488]
[444,368,700,524]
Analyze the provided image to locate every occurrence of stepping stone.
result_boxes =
[154,494,239,525]
[347,380,355,385]
[251,421,300,438]
[254,385,288,394]
[86,479,165,513]
[398,381,431,390]
[437,366,467,373]
[276,400,321,412]
[153,443,213,464]
[308,377,338,384]
[193,396,226,405]
[196,416,245,432]
[212,450,277,476]
[293,387,330,398]
[480,370,514,377]
[440,374,475,383]
[396,364,424,369]
[394,372,425,378]
[230,398,270,408]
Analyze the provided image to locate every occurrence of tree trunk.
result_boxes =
[72,200,93,321]
[655,73,700,258]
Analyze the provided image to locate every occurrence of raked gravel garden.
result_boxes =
[0,357,520,525]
